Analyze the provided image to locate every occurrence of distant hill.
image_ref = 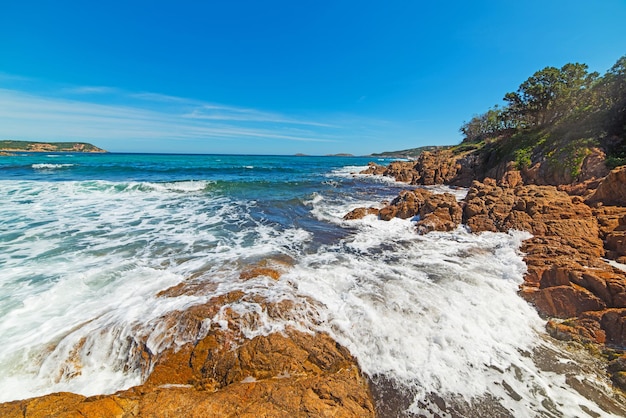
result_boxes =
[370,145,450,158]
[0,140,107,153]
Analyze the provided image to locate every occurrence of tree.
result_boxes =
[503,63,598,127]
[460,106,515,142]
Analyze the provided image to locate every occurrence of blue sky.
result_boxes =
[1,1,625,155]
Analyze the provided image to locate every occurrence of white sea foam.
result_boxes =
[0,176,622,416]
[143,180,213,192]
[329,165,370,177]
[423,184,468,201]
[31,163,75,169]
[330,165,404,186]
[285,220,620,416]
[0,180,311,401]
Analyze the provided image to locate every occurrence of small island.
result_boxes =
[0,140,107,153]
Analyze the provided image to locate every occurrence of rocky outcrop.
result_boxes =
[343,188,462,233]
[359,159,626,390]
[362,147,611,190]
[587,166,626,207]
[461,174,626,390]
[360,162,388,176]
[411,150,463,185]
[0,330,373,418]
[343,207,380,221]
[360,150,473,186]
[0,274,375,417]
[360,161,418,183]
[462,179,625,318]
[356,161,626,389]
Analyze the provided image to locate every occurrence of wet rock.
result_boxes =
[462,179,626,354]
[343,207,380,220]
[359,156,626,390]
[523,285,606,318]
[239,258,291,281]
[344,189,462,233]
[0,297,375,418]
[600,309,626,347]
[360,162,387,176]
[546,318,606,344]
[360,161,418,183]
[0,269,375,418]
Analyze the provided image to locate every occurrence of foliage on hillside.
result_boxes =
[370,145,450,158]
[0,140,106,153]
[458,55,626,171]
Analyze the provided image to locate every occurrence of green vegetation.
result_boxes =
[459,55,626,173]
[514,147,532,170]
[370,145,450,158]
[0,140,106,153]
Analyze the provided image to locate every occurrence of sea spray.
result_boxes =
[0,154,623,416]
[0,177,314,401]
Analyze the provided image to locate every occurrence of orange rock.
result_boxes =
[342,207,380,220]
[546,318,606,344]
[0,291,375,418]
[587,166,626,207]
[522,285,606,318]
[349,189,463,234]
[600,309,626,346]
[239,266,282,281]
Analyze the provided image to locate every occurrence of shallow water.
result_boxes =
[0,153,624,416]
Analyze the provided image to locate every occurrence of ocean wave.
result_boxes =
[142,180,214,193]
[31,163,75,170]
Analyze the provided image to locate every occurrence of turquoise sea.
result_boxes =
[0,153,622,416]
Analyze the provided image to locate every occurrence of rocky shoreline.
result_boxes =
[2,150,626,417]
[350,151,626,392]
[0,274,375,417]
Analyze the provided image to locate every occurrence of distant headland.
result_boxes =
[0,140,107,154]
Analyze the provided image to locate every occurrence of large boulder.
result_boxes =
[587,166,626,207]
[0,281,375,418]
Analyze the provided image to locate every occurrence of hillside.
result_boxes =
[0,140,107,153]
[453,56,625,184]
[370,55,625,186]
[370,145,449,159]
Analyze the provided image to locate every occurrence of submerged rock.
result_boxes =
[0,330,374,417]
[0,274,375,418]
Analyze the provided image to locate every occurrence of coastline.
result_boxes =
[355,152,626,393]
[1,153,626,416]
[0,140,107,154]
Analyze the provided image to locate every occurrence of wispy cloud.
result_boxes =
[0,76,398,153]
[130,91,198,103]
[0,72,34,82]
[183,105,336,128]
[63,86,119,95]
[131,91,337,127]
[0,88,340,150]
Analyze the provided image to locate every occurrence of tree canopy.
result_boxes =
[460,56,626,146]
